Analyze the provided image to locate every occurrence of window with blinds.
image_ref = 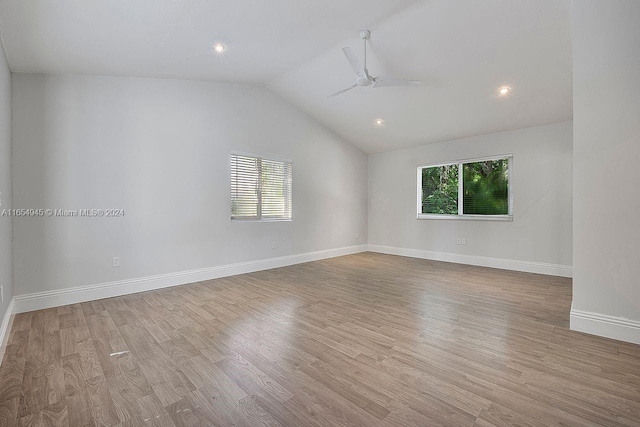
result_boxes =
[417,155,513,220]
[231,153,292,221]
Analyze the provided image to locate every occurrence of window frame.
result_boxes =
[416,154,513,221]
[230,151,293,222]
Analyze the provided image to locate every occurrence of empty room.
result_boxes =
[0,0,639,426]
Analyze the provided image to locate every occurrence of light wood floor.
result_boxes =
[1,252,640,426]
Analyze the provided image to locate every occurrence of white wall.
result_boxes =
[11,74,367,297]
[368,121,573,273]
[571,1,640,342]
[0,41,12,325]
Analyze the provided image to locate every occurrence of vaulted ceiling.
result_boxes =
[0,0,418,83]
[0,0,573,153]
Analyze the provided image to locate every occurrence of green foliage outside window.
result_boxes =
[421,165,458,214]
[463,159,509,215]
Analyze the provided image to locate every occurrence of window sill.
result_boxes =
[231,218,292,222]
[417,214,513,222]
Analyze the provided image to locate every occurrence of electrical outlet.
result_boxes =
[456,238,462,245]
[271,241,276,249]
[355,232,359,240]
[461,238,466,245]
[112,257,120,267]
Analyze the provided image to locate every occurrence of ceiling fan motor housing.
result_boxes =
[328,30,421,97]
[357,75,373,86]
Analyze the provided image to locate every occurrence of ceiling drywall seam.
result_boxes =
[0,27,10,70]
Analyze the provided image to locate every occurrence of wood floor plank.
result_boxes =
[40,400,69,427]
[2,253,640,426]
[0,397,20,427]
[248,389,313,427]
[86,375,120,426]
[0,352,26,403]
[164,398,201,427]
[215,352,294,403]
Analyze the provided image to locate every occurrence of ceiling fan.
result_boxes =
[329,30,422,98]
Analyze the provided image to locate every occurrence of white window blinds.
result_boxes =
[231,153,292,220]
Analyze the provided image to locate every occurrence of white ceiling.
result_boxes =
[0,0,573,154]
[270,0,573,153]
[0,0,418,83]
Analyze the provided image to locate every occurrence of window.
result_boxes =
[231,153,292,221]
[417,155,512,220]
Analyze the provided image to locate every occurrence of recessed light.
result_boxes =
[213,43,225,54]
[498,86,511,96]
[375,119,384,126]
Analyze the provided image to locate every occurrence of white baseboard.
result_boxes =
[14,244,368,314]
[0,298,16,366]
[570,305,640,345]
[367,244,572,278]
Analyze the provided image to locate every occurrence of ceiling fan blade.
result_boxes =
[341,47,366,78]
[328,84,358,98]
[373,75,423,88]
